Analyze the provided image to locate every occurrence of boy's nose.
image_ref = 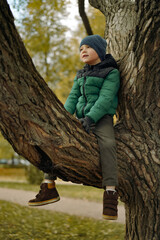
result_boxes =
[81,48,86,53]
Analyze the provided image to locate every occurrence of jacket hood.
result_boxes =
[103,54,118,69]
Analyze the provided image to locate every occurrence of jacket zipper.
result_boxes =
[82,76,87,117]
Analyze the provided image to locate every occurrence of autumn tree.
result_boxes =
[15,0,69,84]
[0,134,15,160]
[0,0,160,240]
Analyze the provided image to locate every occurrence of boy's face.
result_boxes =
[80,45,101,65]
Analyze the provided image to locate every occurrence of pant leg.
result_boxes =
[44,173,57,181]
[93,115,118,188]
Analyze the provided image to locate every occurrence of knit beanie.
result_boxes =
[80,34,107,61]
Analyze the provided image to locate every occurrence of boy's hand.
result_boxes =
[79,116,93,133]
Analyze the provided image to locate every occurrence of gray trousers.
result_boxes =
[92,115,118,187]
[45,115,118,188]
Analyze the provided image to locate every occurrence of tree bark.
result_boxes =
[0,0,160,239]
[89,0,160,239]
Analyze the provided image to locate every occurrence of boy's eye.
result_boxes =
[80,45,90,52]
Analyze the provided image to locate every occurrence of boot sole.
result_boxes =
[28,196,60,207]
[102,214,118,220]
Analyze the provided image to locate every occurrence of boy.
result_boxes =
[28,35,120,220]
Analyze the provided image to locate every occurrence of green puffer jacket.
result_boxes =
[64,54,120,123]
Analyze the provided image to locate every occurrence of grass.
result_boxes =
[0,167,125,239]
[0,167,124,204]
[0,200,125,240]
[0,181,104,202]
[0,167,104,202]
[0,167,26,181]
[0,181,123,205]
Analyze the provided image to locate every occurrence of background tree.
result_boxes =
[78,0,93,35]
[0,134,15,160]
[20,0,69,85]
[0,0,160,240]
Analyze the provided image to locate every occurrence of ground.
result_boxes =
[0,186,125,224]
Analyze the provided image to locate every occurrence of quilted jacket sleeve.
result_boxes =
[64,77,81,115]
[86,69,120,123]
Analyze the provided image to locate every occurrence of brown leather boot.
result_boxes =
[28,182,60,206]
[103,190,118,220]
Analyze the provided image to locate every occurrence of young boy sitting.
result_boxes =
[28,35,120,220]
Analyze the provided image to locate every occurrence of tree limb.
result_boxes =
[78,0,93,35]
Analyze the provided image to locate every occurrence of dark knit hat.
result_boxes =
[80,34,107,61]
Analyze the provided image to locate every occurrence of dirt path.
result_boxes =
[0,187,125,224]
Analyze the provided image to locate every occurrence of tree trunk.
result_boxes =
[0,0,160,239]
[89,0,160,239]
